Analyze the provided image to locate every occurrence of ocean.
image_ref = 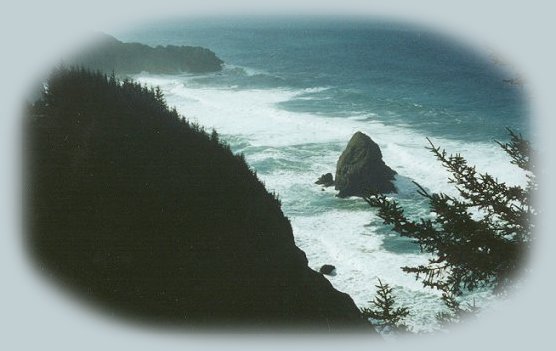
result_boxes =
[115,17,530,332]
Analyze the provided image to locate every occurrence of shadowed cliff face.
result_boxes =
[335,132,397,197]
[25,68,371,332]
[71,33,223,74]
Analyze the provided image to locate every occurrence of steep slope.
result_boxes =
[25,68,370,331]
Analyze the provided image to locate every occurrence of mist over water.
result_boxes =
[119,18,529,331]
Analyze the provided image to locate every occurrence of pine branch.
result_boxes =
[361,279,411,333]
[366,130,534,297]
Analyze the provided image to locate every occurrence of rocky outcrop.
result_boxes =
[320,264,337,276]
[335,132,397,197]
[72,32,223,74]
[26,68,371,331]
[315,173,334,187]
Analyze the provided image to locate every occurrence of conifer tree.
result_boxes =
[210,129,219,144]
[361,279,410,333]
[364,130,535,319]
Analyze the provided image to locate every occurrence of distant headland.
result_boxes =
[71,33,224,74]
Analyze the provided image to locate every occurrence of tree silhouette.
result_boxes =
[364,130,535,320]
[361,279,410,333]
[24,66,370,329]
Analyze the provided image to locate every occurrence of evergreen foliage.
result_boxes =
[361,279,410,333]
[24,67,368,329]
[364,131,535,319]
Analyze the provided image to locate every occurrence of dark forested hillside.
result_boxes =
[25,68,369,331]
[71,33,223,74]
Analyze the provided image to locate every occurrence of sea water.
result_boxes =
[116,18,530,332]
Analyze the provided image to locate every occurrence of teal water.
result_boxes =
[118,17,528,142]
[116,18,529,331]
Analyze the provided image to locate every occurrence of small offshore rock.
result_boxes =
[315,173,334,187]
[320,264,337,276]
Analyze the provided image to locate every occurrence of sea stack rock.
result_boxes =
[335,132,397,197]
[315,173,334,187]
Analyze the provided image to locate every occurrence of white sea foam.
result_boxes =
[302,86,332,93]
[135,73,525,332]
[223,63,269,77]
